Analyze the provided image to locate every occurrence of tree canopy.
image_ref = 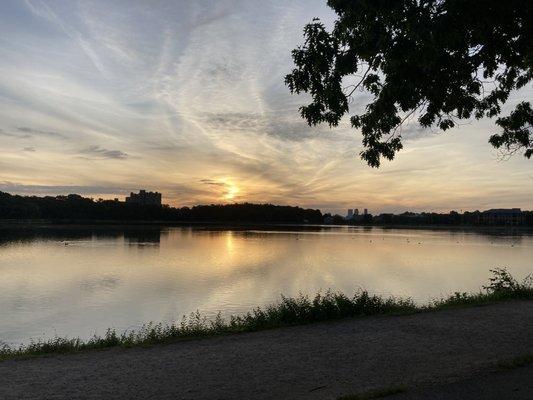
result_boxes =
[0,191,323,224]
[285,0,533,167]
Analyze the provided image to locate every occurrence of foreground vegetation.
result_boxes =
[1,268,532,360]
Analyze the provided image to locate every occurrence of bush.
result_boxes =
[1,268,531,360]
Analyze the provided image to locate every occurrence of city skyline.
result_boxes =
[2,188,530,218]
[1,0,532,215]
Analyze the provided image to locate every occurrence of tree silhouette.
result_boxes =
[0,192,323,224]
[286,0,532,167]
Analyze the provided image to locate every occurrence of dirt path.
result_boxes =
[392,364,533,399]
[1,301,532,400]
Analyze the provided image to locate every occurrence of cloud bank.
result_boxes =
[0,0,531,214]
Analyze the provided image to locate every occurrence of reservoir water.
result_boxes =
[1,225,532,345]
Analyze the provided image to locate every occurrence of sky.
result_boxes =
[0,0,532,215]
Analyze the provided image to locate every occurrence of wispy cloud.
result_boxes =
[0,128,31,139]
[201,112,341,142]
[0,0,531,213]
[23,0,109,78]
[0,181,129,196]
[16,126,65,138]
[200,179,227,187]
[81,146,128,159]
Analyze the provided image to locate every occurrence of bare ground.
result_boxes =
[1,301,532,400]
[392,364,533,399]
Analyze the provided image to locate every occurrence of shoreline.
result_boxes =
[3,298,532,362]
[1,219,533,233]
[2,300,533,399]
[2,268,532,360]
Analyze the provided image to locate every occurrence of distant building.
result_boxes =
[125,190,162,206]
[344,207,371,223]
[480,208,523,225]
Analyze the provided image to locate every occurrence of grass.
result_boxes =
[0,268,532,360]
[497,354,533,371]
[337,385,408,399]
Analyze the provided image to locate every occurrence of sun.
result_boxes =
[224,185,239,201]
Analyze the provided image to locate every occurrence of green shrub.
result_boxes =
[1,268,531,360]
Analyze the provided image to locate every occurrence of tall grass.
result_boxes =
[431,267,533,308]
[1,268,531,360]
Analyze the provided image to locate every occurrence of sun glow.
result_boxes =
[224,185,240,200]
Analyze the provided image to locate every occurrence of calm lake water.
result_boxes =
[1,225,532,345]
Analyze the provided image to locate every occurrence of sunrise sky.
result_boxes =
[1,0,532,214]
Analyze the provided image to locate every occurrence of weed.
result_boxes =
[1,268,531,360]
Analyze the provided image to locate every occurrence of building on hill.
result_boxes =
[480,208,523,225]
[125,190,162,206]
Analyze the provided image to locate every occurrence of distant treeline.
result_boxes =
[375,211,533,226]
[324,210,533,227]
[2,191,531,227]
[0,192,323,224]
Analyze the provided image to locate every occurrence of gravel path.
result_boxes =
[1,301,532,400]
[392,364,533,399]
